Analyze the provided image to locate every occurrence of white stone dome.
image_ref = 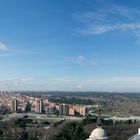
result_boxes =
[128,129,140,140]
[128,134,140,140]
[87,127,108,140]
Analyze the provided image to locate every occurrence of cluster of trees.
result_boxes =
[14,119,33,128]
[51,121,88,140]
[82,116,136,126]
[18,131,38,140]
[0,118,42,140]
[0,115,138,140]
[51,116,138,140]
[49,97,94,105]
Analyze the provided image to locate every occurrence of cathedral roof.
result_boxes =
[128,134,140,140]
[128,129,140,140]
[87,127,108,140]
[86,107,108,140]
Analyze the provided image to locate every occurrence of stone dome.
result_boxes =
[86,107,108,140]
[87,127,108,140]
[128,134,140,140]
[128,129,140,140]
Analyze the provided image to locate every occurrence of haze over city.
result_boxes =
[0,0,140,92]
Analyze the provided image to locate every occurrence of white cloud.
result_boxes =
[77,55,85,60]
[112,76,140,82]
[75,76,140,91]
[76,4,140,42]
[48,77,73,82]
[90,61,97,65]
[72,55,97,66]
[1,76,140,91]
[0,42,7,50]
[77,23,140,35]
[0,78,37,91]
[44,76,140,92]
[70,55,85,64]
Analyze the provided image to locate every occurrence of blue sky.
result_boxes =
[1,0,140,91]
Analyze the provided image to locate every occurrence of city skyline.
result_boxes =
[1,0,140,91]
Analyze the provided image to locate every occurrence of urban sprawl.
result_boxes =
[0,92,97,117]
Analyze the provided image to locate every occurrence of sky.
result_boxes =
[1,0,140,91]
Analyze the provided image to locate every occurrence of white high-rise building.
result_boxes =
[11,99,18,113]
[38,99,43,113]
[59,104,69,116]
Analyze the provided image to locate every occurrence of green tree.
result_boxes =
[0,130,3,136]
[51,122,88,140]
[30,136,38,140]
[19,131,29,140]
